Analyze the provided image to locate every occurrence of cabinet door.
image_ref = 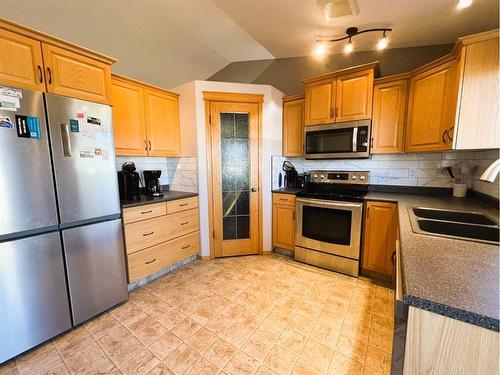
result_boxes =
[42,43,112,104]
[456,37,499,149]
[362,201,398,276]
[304,80,334,125]
[111,78,147,156]
[0,29,45,91]
[371,79,408,154]
[283,98,304,156]
[406,60,458,152]
[335,69,374,122]
[143,88,180,156]
[272,203,295,250]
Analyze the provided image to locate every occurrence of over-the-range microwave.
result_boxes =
[304,119,371,159]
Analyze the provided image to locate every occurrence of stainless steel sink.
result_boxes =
[409,207,499,244]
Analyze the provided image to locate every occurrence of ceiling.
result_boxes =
[1,0,498,88]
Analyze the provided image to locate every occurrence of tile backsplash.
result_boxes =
[115,156,198,193]
[272,149,499,199]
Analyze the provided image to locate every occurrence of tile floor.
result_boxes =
[1,254,394,375]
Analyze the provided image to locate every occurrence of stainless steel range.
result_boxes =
[294,170,369,276]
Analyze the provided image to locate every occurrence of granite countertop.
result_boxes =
[365,192,499,331]
[121,190,198,208]
[271,188,303,195]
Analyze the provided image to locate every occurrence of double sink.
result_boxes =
[409,207,499,244]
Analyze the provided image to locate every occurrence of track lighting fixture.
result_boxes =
[316,27,392,55]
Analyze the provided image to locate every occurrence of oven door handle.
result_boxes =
[352,127,358,152]
[296,198,363,209]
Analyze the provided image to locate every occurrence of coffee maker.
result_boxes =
[117,161,140,200]
[143,170,163,197]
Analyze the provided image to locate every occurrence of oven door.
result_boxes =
[295,197,363,259]
[305,121,370,159]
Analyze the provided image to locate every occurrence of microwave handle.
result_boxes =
[352,127,358,152]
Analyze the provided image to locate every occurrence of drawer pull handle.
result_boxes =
[179,203,188,206]
[279,198,289,201]
[140,210,153,214]
[142,231,154,236]
[182,245,191,249]
[180,221,189,225]
[145,258,156,265]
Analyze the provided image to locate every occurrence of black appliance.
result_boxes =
[143,170,163,197]
[117,161,140,200]
[304,120,371,159]
[283,161,299,188]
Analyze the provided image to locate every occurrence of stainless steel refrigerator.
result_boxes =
[0,88,128,364]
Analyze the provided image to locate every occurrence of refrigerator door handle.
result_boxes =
[60,123,72,157]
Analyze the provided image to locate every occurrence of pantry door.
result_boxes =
[206,95,261,257]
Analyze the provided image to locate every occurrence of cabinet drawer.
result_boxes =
[124,208,199,254]
[166,197,198,214]
[122,203,166,224]
[272,193,296,206]
[127,231,200,282]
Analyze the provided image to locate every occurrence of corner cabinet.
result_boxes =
[304,62,376,126]
[371,76,409,154]
[0,19,115,104]
[282,95,305,156]
[405,58,460,152]
[362,201,398,277]
[272,193,296,251]
[112,74,181,157]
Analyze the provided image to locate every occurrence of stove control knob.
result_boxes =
[352,175,357,180]
[320,174,325,179]
[313,174,318,178]
[360,175,366,180]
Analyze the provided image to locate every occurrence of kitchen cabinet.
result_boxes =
[112,74,181,157]
[303,62,377,126]
[122,197,200,283]
[362,201,398,276]
[282,95,305,156]
[371,76,409,154]
[0,28,45,91]
[0,19,115,104]
[405,58,459,152]
[454,30,499,150]
[272,193,296,251]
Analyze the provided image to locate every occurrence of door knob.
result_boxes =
[251,188,257,192]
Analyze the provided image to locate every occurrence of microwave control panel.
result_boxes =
[309,170,369,185]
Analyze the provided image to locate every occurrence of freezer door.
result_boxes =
[63,219,128,325]
[0,88,58,238]
[0,232,72,363]
[45,94,120,226]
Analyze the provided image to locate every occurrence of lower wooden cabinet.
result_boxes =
[122,197,200,282]
[272,193,296,251]
[362,201,398,276]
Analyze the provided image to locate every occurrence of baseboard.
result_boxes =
[261,250,273,255]
[196,254,211,261]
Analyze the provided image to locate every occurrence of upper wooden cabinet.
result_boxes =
[111,76,147,156]
[371,76,409,154]
[282,94,305,157]
[144,88,180,157]
[0,28,45,91]
[454,30,499,150]
[405,58,459,152]
[303,62,377,126]
[0,19,115,104]
[362,201,398,277]
[335,69,374,122]
[42,44,112,104]
[112,74,181,157]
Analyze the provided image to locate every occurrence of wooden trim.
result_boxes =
[196,254,211,261]
[0,17,116,64]
[283,94,305,102]
[112,73,179,98]
[302,61,379,84]
[258,101,263,255]
[204,99,216,260]
[410,52,457,77]
[374,72,412,84]
[456,28,499,46]
[202,91,264,103]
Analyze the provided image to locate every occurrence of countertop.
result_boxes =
[121,190,198,208]
[271,188,303,195]
[365,192,499,331]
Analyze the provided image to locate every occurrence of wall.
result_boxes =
[272,149,500,199]
[174,80,283,257]
[208,44,453,96]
